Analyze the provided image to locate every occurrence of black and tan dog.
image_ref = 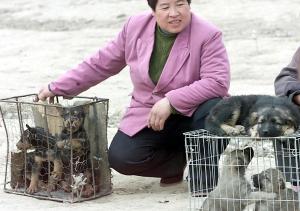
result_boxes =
[56,106,95,197]
[16,124,63,193]
[205,95,300,137]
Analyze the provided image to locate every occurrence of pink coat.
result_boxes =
[50,11,230,136]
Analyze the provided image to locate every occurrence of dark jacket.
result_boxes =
[274,47,300,100]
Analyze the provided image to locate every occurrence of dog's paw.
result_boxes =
[235,125,246,134]
[227,127,243,136]
[249,125,259,137]
[283,127,296,136]
[81,184,95,198]
[47,183,56,192]
[59,181,72,192]
[26,184,38,194]
[38,181,48,190]
[222,124,244,136]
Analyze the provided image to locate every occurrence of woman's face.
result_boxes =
[153,0,191,34]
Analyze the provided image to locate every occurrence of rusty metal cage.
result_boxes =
[0,94,111,203]
[184,129,300,211]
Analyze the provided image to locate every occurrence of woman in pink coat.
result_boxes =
[38,0,230,195]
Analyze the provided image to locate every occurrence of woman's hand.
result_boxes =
[147,97,172,131]
[36,85,55,103]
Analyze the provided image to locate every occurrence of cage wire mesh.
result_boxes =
[0,94,112,202]
[184,129,300,211]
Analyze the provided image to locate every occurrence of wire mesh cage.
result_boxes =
[184,129,300,211]
[0,94,112,203]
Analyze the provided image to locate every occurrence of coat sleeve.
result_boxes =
[274,47,300,97]
[49,19,130,96]
[165,31,230,116]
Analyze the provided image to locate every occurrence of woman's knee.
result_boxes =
[191,97,222,129]
[108,143,132,175]
[108,135,149,175]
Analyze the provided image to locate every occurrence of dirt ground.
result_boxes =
[0,0,300,210]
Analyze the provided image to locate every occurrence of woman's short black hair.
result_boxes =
[147,0,191,11]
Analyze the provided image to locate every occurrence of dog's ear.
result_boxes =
[26,124,31,130]
[286,118,298,130]
[26,124,36,133]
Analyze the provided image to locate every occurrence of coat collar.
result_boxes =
[137,14,191,91]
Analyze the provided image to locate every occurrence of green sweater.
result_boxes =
[149,26,177,84]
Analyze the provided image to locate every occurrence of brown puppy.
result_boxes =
[201,147,276,211]
[252,168,299,211]
[16,124,63,193]
[10,151,49,191]
[56,106,95,197]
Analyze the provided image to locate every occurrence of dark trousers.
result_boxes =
[108,98,226,189]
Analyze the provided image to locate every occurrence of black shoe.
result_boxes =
[160,174,183,187]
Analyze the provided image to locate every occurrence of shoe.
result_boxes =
[160,174,183,187]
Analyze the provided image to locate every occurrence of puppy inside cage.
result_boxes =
[0,94,111,203]
[184,129,300,211]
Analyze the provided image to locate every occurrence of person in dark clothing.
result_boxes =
[274,46,300,191]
